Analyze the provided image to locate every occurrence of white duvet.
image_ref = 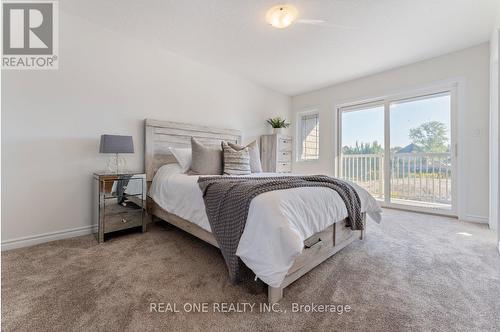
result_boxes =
[149,164,382,287]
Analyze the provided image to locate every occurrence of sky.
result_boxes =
[341,94,451,149]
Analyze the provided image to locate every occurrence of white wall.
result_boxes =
[490,5,500,247]
[490,22,498,231]
[1,10,290,248]
[498,22,500,252]
[291,43,490,223]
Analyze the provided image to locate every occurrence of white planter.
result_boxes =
[273,128,284,135]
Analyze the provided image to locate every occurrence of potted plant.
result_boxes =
[267,117,290,135]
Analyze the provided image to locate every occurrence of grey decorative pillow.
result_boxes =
[227,141,263,173]
[189,137,223,175]
[222,142,251,175]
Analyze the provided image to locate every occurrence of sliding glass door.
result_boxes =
[389,93,453,208]
[339,103,385,199]
[338,88,456,214]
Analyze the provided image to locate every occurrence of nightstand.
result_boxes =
[93,172,147,243]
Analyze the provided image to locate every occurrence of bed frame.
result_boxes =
[144,119,365,303]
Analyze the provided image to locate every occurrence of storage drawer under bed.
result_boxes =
[287,218,362,275]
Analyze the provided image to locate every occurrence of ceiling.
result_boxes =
[64,0,499,95]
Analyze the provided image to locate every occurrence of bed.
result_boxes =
[144,119,382,302]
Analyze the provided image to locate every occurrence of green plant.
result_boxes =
[267,117,290,128]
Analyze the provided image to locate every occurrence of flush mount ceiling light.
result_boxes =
[266,4,298,29]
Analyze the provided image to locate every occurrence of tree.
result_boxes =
[343,141,383,155]
[409,121,448,152]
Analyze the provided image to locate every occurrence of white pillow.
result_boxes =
[169,147,192,173]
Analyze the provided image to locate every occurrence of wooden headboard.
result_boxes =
[144,119,242,181]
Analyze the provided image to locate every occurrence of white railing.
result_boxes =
[340,153,452,205]
[341,154,385,199]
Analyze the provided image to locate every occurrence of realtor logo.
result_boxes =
[2,1,58,69]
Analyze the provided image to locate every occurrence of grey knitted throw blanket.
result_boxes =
[197,175,362,283]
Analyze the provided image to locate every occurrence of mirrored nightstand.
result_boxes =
[93,172,147,243]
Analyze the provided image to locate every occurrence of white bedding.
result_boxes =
[149,164,382,287]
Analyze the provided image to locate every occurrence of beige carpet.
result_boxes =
[2,209,500,331]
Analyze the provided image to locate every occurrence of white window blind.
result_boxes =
[299,113,319,160]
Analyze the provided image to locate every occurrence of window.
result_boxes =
[298,112,319,160]
[338,87,456,215]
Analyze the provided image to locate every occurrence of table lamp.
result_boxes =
[99,134,134,173]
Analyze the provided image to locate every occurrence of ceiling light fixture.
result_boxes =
[266,4,298,29]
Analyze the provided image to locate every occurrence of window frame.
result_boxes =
[296,109,320,162]
[335,82,459,217]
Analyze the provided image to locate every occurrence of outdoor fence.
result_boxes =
[340,153,452,205]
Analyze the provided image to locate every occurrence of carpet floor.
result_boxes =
[2,209,500,331]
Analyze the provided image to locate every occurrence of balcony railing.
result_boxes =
[340,153,452,206]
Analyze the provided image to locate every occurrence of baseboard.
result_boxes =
[461,214,489,224]
[1,224,98,251]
